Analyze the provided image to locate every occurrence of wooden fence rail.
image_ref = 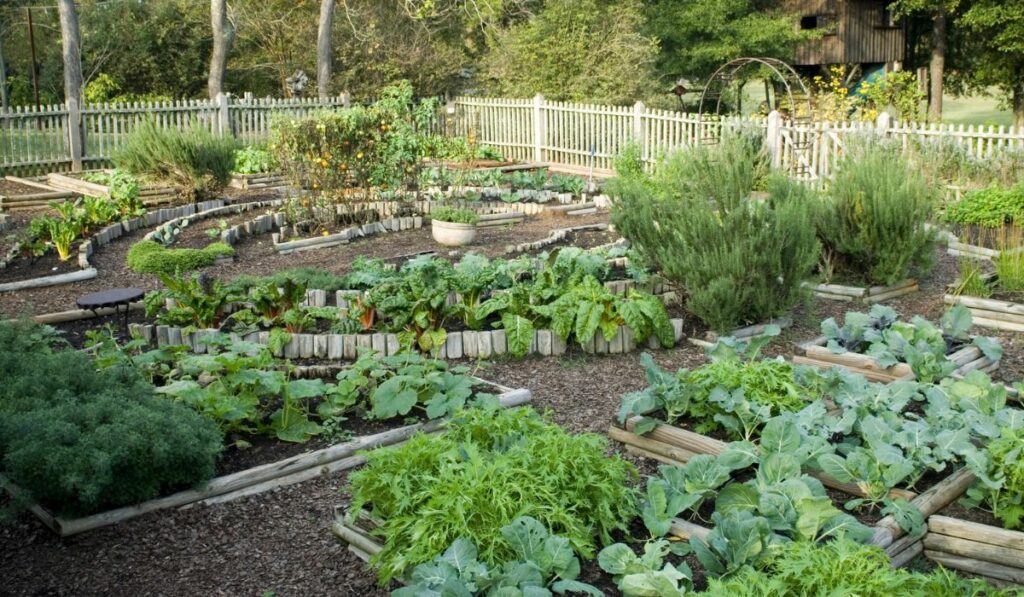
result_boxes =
[3,93,1024,181]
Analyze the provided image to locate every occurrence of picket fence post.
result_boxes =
[876,111,891,137]
[216,92,231,137]
[532,94,545,163]
[766,110,782,168]
[67,98,83,172]
[633,101,645,155]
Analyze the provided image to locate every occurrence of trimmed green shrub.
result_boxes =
[347,406,638,584]
[945,184,1024,229]
[818,147,938,286]
[430,206,479,225]
[127,239,234,276]
[115,119,236,201]
[0,320,221,516]
[611,137,819,332]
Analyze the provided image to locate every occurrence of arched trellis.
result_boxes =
[697,57,812,124]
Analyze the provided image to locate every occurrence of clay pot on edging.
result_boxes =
[431,219,477,246]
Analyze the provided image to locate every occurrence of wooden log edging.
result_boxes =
[3,382,531,537]
[504,223,609,254]
[921,516,1024,586]
[793,335,999,383]
[143,198,280,244]
[229,172,288,190]
[270,216,424,255]
[945,293,1024,333]
[129,318,686,360]
[805,279,919,303]
[688,317,794,348]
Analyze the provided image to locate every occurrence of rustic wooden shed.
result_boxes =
[783,0,905,68]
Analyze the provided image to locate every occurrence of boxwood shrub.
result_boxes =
[0,320,222,517]
[127,239,234,276]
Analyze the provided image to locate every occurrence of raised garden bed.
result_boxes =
[608,415,977,564]
[0,175,77,211]
[1,377,531,537]
[808,279,919,303]
[229,171,288,191]
[793,335,998,382]
[46,171,181,206]
[0,200,224,292]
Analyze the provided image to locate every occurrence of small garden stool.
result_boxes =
[76,287,145,334]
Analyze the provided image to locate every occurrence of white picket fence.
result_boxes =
[0,94,353,174]
[3,93,1023,180]
[446,95,1024,183]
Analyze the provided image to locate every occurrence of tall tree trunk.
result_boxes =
[57,0,83,171]
[208,0,236,99]
[928,5,947,122]
[0,26,9,111]
[317,0,335,101]
[1013,82,1024,130]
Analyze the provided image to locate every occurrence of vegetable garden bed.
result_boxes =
[0,200,224,292]
[791,305,1001,382]
[808,279,919,303]
[46,171,182,206]
[229,171,288,191]
[1,376,531,537]
[945,292,1024,333]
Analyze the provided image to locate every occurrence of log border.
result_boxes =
[806,279,919,303]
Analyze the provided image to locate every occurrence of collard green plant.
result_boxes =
[395,517,602,596]
[619,331,822,440]
[966,425,1024,530]
[818,146,938,286]
[347,406,637,584]
[822,305,1003,382]
[598,540,693,597]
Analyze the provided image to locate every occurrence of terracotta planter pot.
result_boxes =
[431,219,477,246]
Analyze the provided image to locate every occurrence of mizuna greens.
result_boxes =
[346,406,637,584]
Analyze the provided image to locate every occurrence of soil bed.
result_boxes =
[0,178,47,196]
[0,249,81,284]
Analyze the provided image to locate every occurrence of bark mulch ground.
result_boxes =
[2,236,1023,595]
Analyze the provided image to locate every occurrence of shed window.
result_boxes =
[800,14,835,32]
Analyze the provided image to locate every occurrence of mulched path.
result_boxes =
[3,230,1024,595]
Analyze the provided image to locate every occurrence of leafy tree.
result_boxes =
[956,1,1024,127]
[481,0,659,104]
[645,0,811,84]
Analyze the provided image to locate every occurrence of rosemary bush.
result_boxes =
[610,137,819,332]
[818,146,938,286]
[115,119,236,202]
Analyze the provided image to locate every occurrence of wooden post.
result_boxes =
[633,101,645,161]
[66,98,83,172]
[766,110,782,168]
[533,94,545,163]
[876,111,892,137]
[216,92,230,137]
[0,27,9,112]
[340,91,351,109]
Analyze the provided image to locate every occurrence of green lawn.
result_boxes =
[941,93,1012,127]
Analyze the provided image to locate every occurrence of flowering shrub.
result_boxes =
[271,81,439,199]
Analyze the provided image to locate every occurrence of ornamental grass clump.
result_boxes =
[818,145,938,286]
[610,135,819,333]
[346,406,638,584]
